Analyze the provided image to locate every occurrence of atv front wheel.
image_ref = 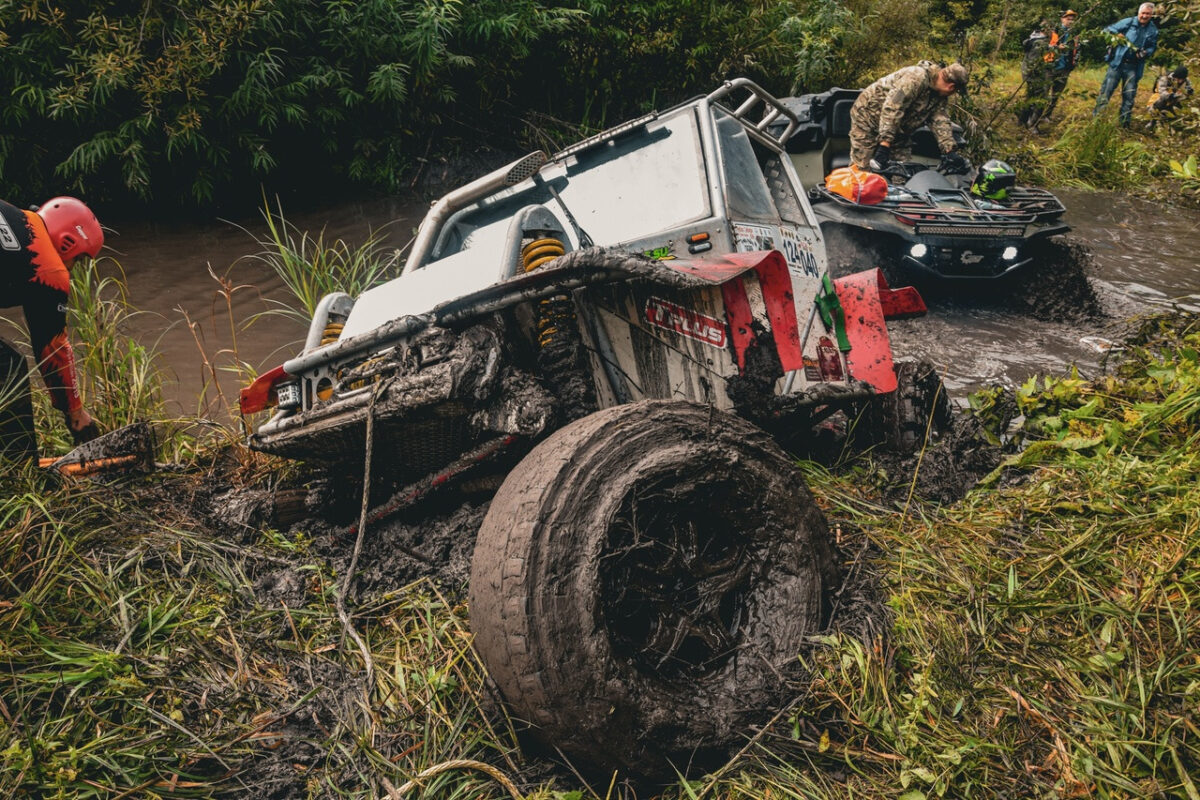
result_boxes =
[468,400,838,777]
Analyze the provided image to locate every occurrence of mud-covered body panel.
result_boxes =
[246,81,915,475]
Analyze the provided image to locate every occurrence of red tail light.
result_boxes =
[239,365,291,415]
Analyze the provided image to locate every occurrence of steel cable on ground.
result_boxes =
[335,378,391,739]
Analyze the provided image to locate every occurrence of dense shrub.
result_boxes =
[0,0,583,208]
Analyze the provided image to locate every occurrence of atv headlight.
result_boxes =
[910,243,928,259]
[1002,246,1018,260]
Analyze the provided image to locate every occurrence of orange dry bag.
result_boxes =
[824,165,888,205]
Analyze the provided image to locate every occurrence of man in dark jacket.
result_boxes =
[0,197,103,461]
[1017,26,1052,128]
[1093,3,1159,127]
[849,60,969,175]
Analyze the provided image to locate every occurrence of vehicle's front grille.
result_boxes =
[914,224,1025,237]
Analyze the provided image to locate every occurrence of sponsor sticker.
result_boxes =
[0,217,20,251]
[644,296,726,348]
[643,243,676,261]
[732,222,775,253]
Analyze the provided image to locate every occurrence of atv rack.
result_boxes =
[813,184,1066,237]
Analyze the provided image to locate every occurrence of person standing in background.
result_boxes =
[1093,3,1159,127]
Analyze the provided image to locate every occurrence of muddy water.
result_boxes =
[885,188,1200,399]
[98,198,424,416]
[49,188,1200,417]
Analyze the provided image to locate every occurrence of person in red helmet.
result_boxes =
[0,196,104,462]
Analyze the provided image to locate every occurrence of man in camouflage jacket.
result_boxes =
[849,61,967,175]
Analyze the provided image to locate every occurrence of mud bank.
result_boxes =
[159,387,998,792]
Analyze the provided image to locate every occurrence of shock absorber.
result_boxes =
[523,237,570,350]
[321,322,344,346]
[521,237,596,421]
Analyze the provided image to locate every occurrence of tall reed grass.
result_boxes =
[244,198,406,325]
[66,260,166,429]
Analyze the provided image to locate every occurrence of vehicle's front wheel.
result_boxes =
[469,400,838,777]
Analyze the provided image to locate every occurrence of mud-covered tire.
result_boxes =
[873,360,951,454]
[468,400,838,777]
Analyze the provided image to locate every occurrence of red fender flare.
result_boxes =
[832,269,926,394]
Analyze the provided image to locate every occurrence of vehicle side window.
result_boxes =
[714,109,778,222]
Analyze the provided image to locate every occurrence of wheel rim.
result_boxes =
[598,477,764,679]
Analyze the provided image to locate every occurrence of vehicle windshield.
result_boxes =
[428,109,710,263]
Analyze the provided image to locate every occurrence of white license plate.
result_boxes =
[275,382,301,409]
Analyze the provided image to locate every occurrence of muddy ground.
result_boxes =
[170,397,1008,796]
[129,242,1109,795]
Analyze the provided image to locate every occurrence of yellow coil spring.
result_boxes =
[345,356,385,391]
[321,322,344,346]
[522,238,564,273]
[522,238,569,348]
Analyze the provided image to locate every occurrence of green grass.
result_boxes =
[242,197,407,325]
[967,61,1194,198]
[733,313,1200,799]
[0,471,523,798]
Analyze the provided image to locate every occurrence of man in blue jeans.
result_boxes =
[1093,3,1159,127]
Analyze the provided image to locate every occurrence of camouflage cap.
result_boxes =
[943,62,969,92]
[1062,8,1078,17]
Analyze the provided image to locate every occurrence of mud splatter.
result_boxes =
[861,412,1006,505]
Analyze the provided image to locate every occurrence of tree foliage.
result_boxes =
[0,0,582,207]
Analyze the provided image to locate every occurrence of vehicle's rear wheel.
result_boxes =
[858,359,951,454]
[469,400,838,777]
[849,359,950,453]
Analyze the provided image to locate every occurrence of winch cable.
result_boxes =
[344,434,519,537]
[336,376,389,732]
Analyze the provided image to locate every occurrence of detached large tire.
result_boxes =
[469,400,838,777]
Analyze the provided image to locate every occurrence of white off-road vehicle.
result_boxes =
[241,79,937,776]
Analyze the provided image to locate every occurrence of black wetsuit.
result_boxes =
[0,199,82,459]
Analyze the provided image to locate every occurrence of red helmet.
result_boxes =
[36,196,104,261]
